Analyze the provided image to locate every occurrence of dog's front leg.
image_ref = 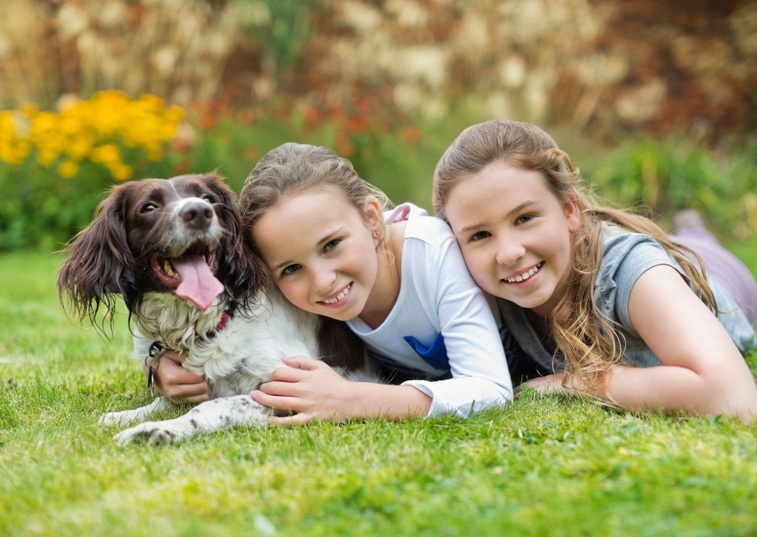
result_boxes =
[99,396,172,427]
[111,395,272,445]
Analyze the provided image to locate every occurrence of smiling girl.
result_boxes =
[433,119,757,422]
[234,142,512,423]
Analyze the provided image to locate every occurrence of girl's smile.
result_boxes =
[502,261,544,284]
[318,282,353,307]
[444,161,580,318]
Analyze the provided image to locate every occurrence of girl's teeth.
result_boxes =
[505,263,542,283]
[323,286,349,304]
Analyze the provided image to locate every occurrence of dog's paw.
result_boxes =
[99,398,172,427]
[99,409,142,427]
[113,422,186,446]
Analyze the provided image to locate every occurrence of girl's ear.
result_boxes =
[564,196,581,233]
[363,195,384,234]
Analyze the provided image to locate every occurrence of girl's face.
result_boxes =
[444,161,580,318]
[252,185,383,322]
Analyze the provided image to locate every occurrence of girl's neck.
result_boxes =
[358,221,406,329]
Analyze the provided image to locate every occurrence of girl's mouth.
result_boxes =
[319,283,352,306]
[503,261,544,283]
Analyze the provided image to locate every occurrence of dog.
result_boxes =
[57,172,367,445]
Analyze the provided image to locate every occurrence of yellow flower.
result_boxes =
[0,90,185,171]
[67,138,92,160]
[91,143,121,166]
[111,163,133,181]
[58,160,79,178]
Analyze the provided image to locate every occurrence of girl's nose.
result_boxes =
[310,264,336,292]
[495,239,525,266]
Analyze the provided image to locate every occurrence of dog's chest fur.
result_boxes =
[133,292,320,398]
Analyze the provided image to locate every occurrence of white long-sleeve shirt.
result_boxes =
[347,204,513,417]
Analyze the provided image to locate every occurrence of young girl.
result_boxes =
[433,119,757,423]
[211,141,511,424]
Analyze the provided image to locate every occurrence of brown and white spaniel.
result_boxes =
[57,172,366,445]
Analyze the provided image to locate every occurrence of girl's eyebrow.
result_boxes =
[456,200,540,236]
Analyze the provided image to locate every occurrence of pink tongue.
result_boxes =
[173,256,225,311]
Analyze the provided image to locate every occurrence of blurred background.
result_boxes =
[1,0,756,251]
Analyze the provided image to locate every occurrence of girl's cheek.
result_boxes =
[470,262,492,290]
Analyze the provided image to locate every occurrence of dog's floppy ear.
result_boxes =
[204,172,268,306]
[57,182,137,331]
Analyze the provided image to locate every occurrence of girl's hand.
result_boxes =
[253,356,357,424]
[522,373,577,396]
[151,350,210,405]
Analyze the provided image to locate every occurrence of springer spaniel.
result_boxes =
[57,173,366,445]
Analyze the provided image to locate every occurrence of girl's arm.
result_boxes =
[606,264,757,421]
[530,265,757,422]
[253,356,431,423]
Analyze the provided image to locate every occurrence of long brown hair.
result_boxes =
[433,119,716,394]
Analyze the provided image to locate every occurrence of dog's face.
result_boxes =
[123,175,230,309]
[58,173,265,327]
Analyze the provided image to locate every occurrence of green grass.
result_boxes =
[1,251,757,537]
[724,238,757,280]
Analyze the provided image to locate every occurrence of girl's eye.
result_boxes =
[281,264,301,276]
[140,202,158,213]
[470,230,491,242]
[324,239,341,252]
[515,214,534,225]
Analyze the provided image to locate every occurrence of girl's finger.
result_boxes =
[256,379,302,397]
[267,366,305,382]
[252,390,301,413]
[269,412,313,426]
[281,355,326,371]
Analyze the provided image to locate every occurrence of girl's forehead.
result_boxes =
[297,182,347,198]
[284,182,367,212]
[259,186,359,229]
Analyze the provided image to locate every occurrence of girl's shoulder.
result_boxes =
[384,202,428,223]
[601,225,672,269]
[386,202,455,248]
[596,225,681,334]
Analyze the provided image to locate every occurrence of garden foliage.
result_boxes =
[1,90,756,252]
[0,91,183,250]
[590,135,757,238]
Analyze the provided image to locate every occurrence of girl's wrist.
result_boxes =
[340,380,368,420]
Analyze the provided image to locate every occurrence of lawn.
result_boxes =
[1,250,756,537]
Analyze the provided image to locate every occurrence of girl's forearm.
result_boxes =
[598,364,757,423]
[342,383,432,420]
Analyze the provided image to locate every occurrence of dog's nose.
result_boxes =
[181,200,214,229]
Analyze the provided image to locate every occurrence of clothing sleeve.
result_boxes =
[595,231,679,338]
[402,227,514,417]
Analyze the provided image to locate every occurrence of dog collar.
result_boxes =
[205,301,236,338]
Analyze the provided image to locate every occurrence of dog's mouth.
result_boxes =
[150,246,225,311]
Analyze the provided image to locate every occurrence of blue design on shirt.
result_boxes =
[404,333,449,370]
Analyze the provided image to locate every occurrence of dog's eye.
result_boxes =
[140,203,158,213]
[202,195,215,205]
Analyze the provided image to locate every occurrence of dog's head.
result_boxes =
[57,172,265,330]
